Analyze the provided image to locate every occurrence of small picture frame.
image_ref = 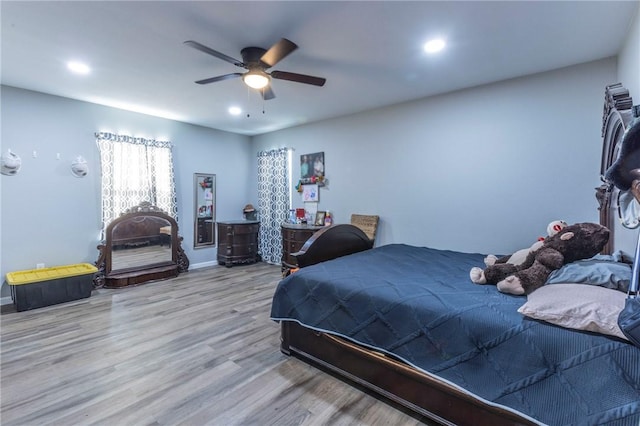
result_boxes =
[315,211,326,226]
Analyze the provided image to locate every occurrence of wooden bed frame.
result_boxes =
[596,83,638,253]
[279,84,638,426]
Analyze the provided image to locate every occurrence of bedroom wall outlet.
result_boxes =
[36,263,45,269]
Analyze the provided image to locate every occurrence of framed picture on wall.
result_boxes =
[302,184,319,202]
[300,152,325,186]
[315,211,326,226]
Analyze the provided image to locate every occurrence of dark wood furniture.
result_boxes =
[277,85,639,426]
[596,83,637,254]
[281,223,325,273]
[95,202,189,288]
[282,224,538,426]
[293,224,373,268]
[217,220,260,267]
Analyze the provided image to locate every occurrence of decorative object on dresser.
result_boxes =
[243,204,258,221]
[314,211,326,226]
[217,220,260,267]
[95,202,189,288]
[280,223,324,275]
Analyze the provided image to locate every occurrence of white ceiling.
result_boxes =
[2,1,637,136]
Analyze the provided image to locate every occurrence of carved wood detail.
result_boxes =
[94,203,189,288]
[598,83,635,254]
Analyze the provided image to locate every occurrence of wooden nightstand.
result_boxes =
[281,223,324,274]
[217,220,260,267]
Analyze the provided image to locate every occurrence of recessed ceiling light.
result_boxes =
[423,39,446,54]
[228,106,242,116]
[67,61,91,75]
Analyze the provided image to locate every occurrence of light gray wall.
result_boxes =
[251,58,617,255]
[1,86,252,296]
[618,4,640,109]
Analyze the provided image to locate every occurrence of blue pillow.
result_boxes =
[591,250,631,263]
[546,255,631,292]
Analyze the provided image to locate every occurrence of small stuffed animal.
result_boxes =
[470,222,610,295]
[483,220,567,267]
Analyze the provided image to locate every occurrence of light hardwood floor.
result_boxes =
[1,263,430,425]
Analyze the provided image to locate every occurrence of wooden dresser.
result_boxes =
[217,220,260,267]
[281,223,324,273]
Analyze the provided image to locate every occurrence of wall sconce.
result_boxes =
[1,149,22,176]
[71,156,88,177]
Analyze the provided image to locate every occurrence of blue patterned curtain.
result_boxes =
[96,132,178,235]
[257,148,291,264]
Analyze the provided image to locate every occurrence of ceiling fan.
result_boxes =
[184,38,326,100]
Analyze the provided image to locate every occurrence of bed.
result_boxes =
[270,83,640,426]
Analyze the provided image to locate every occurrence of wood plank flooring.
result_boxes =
[1,263,431,425]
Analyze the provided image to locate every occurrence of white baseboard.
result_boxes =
[1,296,13,306]
[189,260,218,270]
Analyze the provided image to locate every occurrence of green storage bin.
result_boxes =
[6,263,98,312]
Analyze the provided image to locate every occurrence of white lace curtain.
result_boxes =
[257,148,291,264]
[96,132,178,233]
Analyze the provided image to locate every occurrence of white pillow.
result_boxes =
[518,284,628,340]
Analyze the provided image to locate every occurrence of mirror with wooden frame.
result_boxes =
[194,173,216,248]
[95,202,189,288]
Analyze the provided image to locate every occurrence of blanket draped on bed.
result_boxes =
[270,244,640,426]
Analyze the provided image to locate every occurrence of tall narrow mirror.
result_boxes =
[194,173,215,248]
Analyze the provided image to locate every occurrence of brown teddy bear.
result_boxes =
[470,222,610,295]
[483,220,567,267]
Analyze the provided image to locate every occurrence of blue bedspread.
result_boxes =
[270,244,640,426]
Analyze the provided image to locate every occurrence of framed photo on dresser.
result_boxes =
[314,211,326,226]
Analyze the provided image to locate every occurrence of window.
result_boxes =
[96,132,177,234]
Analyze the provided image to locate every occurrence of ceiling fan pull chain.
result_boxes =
[246,86,251,118]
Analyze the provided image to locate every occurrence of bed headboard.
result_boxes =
[596,83,637,254]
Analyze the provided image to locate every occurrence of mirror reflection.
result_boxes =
[111,216,173,271]
[194,173,216,248]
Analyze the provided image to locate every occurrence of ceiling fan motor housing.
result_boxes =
[241,47,269,68]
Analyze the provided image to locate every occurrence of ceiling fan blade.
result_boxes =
[262,86,276,101]
[271,71,326,87]
[195,73,243,85]
[260,38,298,68]
[184,40,245,68]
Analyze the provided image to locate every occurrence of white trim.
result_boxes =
[189,260,218,270]
[1,296,13,306]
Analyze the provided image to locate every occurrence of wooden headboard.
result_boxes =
[596,83,636,254]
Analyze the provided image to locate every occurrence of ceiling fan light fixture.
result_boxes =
[243,70,270,89]
[67,60,91,75]
[423,38,446,54]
